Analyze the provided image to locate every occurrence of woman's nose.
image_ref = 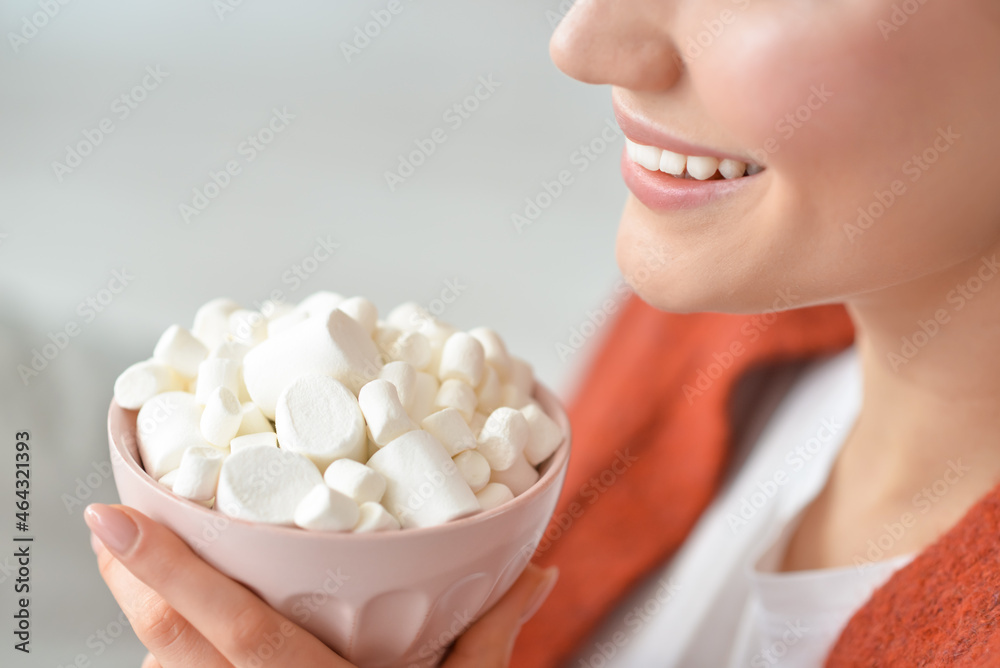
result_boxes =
[549,0,684,92]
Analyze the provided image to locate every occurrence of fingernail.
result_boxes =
[84,504,138,554]
[90,532,104,556]
[520,567,559,624]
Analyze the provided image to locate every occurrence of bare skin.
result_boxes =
[86,504,558,667]
[91,2,1000,665]
[549,1,1000,572]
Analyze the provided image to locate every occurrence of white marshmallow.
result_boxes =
[374,322,402,351]
[407,371,440,422]
[297,291,344,318]
[200,387,242,447]
[323,459,386,504]
[216,446,323,525]
[477,407,529,472]
[508,356,535,396]
[158,468,179,490]
[207,340,250,363]
[433,379,477,422]
[385,303,453,370]
[359,379,417,447]
[354,502,401,533]
[153,325,208,378]
[276,374,367,468]
[469,411,488,437]
[394,331,433,370]
[235,402,274,437]
[367,430,480,529]
[475,365,503,415]
[438,332,485,387]
[385,301,432,333]
[521,403,564,466]
[227,309,268,346]
[267,310,309,339]
[136,392,214,480]
[490,454,539,496]
[114,359,184,410]
[337,296,378,335]
[242,309,382,418]
[420,408,477,457]
[260,299,294,322]
[379,361,417,413]
[194,358,240,404]
[476,483,514,512]
[229,431,277,453]
[453,450,491,493]
[172,446,226,501]
[192,298,241,349]
[468,327,512,381]
[293,484,360,532]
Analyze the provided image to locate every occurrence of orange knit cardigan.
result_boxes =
[512,295,1000,667]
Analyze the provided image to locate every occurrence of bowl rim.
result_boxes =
[108,381,572,541]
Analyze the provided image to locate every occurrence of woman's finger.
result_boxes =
[92,536,233,668]
[141,652,161,668]
[85,504,350,668]
[444,564,559,667]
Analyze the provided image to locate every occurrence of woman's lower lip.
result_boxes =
[619,148,760,211]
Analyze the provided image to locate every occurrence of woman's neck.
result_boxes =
[844,247,1000,503]
[781,245,1000,571]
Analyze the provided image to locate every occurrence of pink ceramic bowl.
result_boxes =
[107,384,570,668]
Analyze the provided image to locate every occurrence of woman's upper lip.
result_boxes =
[612,99,756,164]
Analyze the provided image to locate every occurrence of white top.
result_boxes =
[572,348,914,668]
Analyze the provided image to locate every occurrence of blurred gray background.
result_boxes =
[0,1,625,666]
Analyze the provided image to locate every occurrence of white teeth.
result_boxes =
[633,143,662,171]
[625,139,638,162]
[658,149,686,177]
[686,156,720,181]
[626,137,761,179]
[718,159,747,180]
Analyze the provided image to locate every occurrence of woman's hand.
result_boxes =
[85,503,558,668]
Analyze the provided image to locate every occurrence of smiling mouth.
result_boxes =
[625,138,764,181]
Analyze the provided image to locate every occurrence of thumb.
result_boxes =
[444,564,559,668]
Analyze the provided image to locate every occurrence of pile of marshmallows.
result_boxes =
[114,292,564,533]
